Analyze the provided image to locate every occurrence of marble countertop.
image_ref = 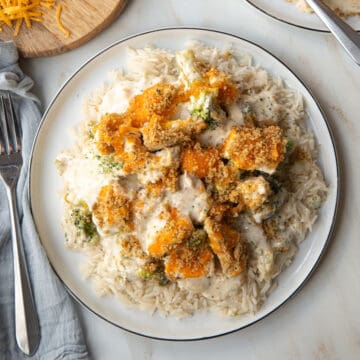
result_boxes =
[22,0,359,358]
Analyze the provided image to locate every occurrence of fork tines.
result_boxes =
[0,93,22,155]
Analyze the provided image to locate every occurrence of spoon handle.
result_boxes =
[306,0,360,65]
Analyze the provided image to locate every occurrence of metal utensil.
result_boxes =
[0,93,40,355]
[306,0,360,65]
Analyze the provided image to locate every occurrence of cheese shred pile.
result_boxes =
[56,4,69,38]
[0,0,70,37]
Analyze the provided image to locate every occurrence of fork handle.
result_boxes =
[306,0,360,65]
[6,184,40,355]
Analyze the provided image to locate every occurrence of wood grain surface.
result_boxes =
[0,0,127,58]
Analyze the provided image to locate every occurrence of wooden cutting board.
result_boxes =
[0,0,127,58]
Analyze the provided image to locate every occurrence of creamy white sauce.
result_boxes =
[133,173,209,253]
[61,155,111,208]
[101,234,144,279]
[123,138,137,153]
[177,277,211,293]
[242,89,282,123]
[236,215,269,249]
[138,204,168,252]
[133,188,171,253]
[118,174,141,193]
[257,165,276,175]
[227,103,246,124]
[137,147,180,186]
[156,146,180,167]
[236,215,274,278]
[202,275,243,301]
[197,103,245,147]
[137,170,163,185]
[172,103,191,120]
[167,173,210,224]
[252,210,268,224]
[98,79,144,116]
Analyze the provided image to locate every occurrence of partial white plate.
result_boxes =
[246,0,360,32]
[29,28,339,340]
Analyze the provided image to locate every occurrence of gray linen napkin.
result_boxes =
[0,41,89,360]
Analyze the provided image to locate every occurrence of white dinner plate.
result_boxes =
[29,28,339,340]
[246,0,360,32]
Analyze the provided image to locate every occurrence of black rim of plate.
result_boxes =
[28,27,340,341]
[245,0,360,33]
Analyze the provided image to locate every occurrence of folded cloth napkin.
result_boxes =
[0,42,88,359]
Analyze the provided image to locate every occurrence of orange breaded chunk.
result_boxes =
[204,68,238,105]
[181,144,220,179]
[141,114,206,151]
[222,126,287,173]
[120,134,149,173]
[95,83,188,155]
[229,176,271,211]
[186,67,238,106]
[148,207,194,257]
[95,113,135,155]
[95,113,149,173]
[204,218,247,276]
[121,236,149,261]
[92,185,133,233]
[165,243,214,279]
[127,83,181,127]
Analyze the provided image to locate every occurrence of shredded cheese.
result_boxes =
[56,4,69,38]
[0,0,70,38]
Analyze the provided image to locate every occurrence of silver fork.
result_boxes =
[0,93,40,355]
[306,0,360,65]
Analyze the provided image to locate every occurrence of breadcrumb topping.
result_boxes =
[222,126,287,173]
[148,205,194,257]
[92,184,133,233]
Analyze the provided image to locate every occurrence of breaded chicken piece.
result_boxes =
[205,68,238,105]
[95,113,137,155]
[181,143,221,179]
[222,126,287,174]
[120,236,149,261]
[141,114,206,151]
[128,83,180,127]
[92,184,133,234]
[95,113,148,173]
[148,206,194,257]
[204,218,247,276]
[229,176,271,210]
[210,161,238,195]
[165,241,214,279]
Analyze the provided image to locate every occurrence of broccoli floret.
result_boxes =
[286,139,295,153]
[138,262,170,286]
[158,273,170,286]
[176,50,221,130]
[190,92,219,130]
[71,207,99,244]
[88,130,95,139]
[187,229,208,248]
[95,155,123,174]
[138,269,153,280]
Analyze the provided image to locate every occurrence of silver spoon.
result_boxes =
[306,0,360,65]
